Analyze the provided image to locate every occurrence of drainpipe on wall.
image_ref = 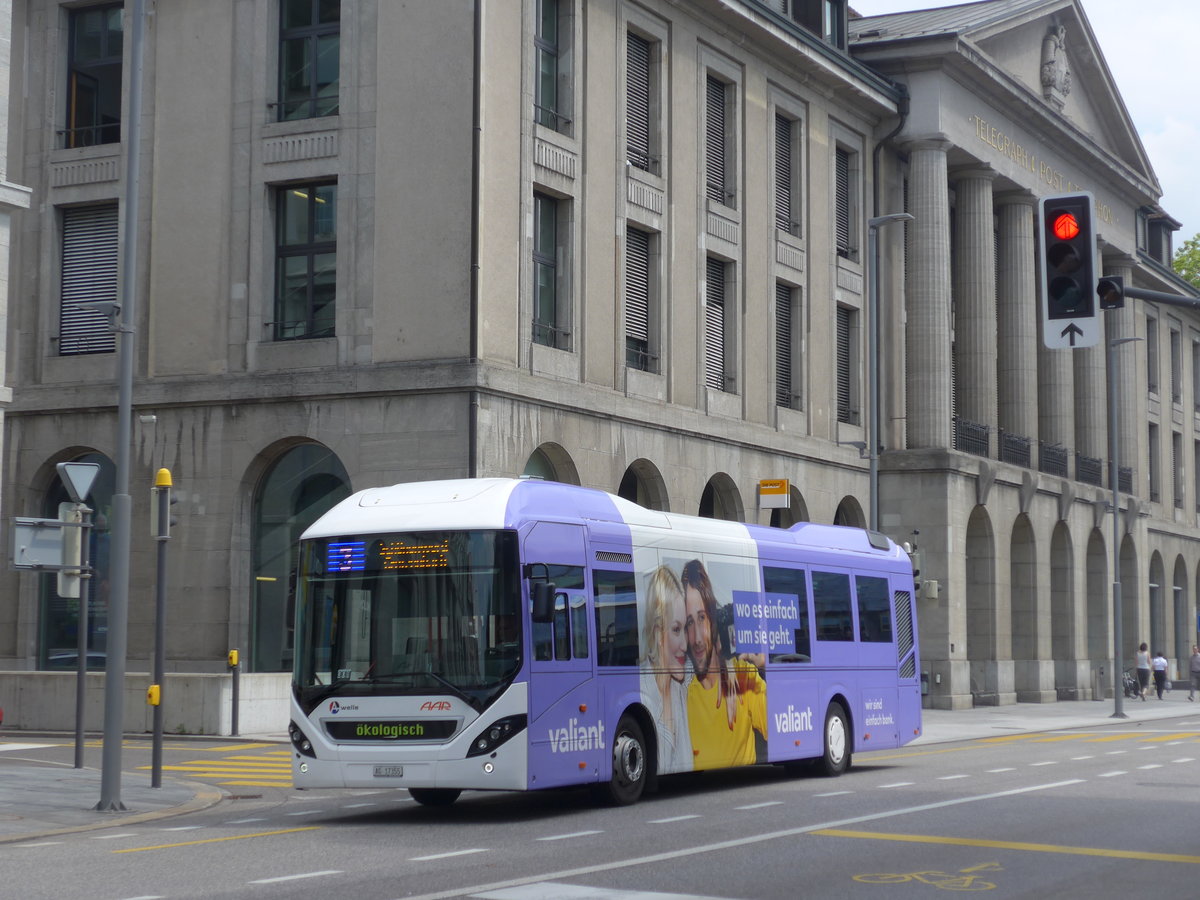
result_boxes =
[468,0,482,479]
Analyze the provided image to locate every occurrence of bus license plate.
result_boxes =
[373,765,404,778]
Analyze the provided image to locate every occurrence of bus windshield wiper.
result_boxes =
[357,670,482,711]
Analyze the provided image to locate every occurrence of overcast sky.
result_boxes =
[850,0,1198,249]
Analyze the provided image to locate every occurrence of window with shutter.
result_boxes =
[626,33,652,171]
[776,282,795,408]
[705,76,728,205]
[705,257,727,391]
[59,204,119,356]
[775,114,795,234]
[625,227,652,371]
[835,147,851,257]
[836,305,856,423]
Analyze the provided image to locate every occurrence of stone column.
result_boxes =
[1074,312,1108,466]
[904,140,953,449]
[951,168,997,451]
[996,194,1039,448]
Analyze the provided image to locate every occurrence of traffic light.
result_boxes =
[1097,275,1124,309]
[1038,192,1098,349]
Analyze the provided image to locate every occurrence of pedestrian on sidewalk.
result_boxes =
[1188,645,1200,701]
[1136,642,1151,700]
[1152,649,1169,700]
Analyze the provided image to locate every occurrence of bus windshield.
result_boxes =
[293,530,522,712]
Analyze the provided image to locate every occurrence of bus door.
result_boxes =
[522,522,601,789]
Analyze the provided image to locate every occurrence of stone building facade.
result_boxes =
[0,0,1194,713]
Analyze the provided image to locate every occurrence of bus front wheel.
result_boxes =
[604,715,647,805]
[408,787,461,807]
[818,702,851,776]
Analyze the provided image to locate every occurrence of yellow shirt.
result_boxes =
[686,657,767,771]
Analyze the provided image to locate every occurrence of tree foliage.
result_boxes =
[1175,233,1200,289]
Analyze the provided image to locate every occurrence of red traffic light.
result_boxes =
[1052,212,1080,241]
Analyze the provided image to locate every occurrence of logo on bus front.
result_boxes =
[420,700,452,711]
[328,700,359,714]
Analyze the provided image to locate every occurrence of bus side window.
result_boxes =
[570,594,589,659]
[855,575,892,642]
[763,565,810,662]
[812,570,853,641]
[594,569,639,666]
[554,593,570,660]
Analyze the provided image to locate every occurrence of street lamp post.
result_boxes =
[867,213,914,533]
[1108,334,1140,720]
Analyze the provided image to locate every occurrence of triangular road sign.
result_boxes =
[56,462,100,504]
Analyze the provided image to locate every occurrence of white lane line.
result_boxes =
[880,782,914,789]
[342,802,377,808]
[411,849,488,861]
[1098,771,1127,777]
[735,801,783,809]
[937,774,969,781]
[160,826,204,831]
[249,870,342,884]
[1137,764,1163,770]
[987,767,1015,773]
[16,842,64,848]
[1173,758,1196,763]
[814,790,853,797]
[118,895,166,899]
[1070,755,1094,760]
[91,833,137,840]
[226,817,267,824]
[1106,750,1128,755]
[399,780,1086,900]
[536,830,604,842]
[286,809,325,816]
[472,884,733,899]
[648,815,702,823]
[1029,761,1057,767]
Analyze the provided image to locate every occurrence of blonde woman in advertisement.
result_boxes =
[639,565,694,773]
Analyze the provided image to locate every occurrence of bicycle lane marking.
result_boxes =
[813,828,1200,865]
[392,780,1087,900]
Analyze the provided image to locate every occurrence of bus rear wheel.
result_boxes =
[603,715,647,805]
[408,787,461,807]
[818,702,851,776]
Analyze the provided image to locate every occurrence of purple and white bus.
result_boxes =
[289,478,922,806]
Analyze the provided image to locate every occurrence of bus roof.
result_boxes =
[301,478,902,561]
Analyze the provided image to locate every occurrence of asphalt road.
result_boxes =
[2,712,1199,899]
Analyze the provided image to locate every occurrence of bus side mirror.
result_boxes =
[531,581,556,623]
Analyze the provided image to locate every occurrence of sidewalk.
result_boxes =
[1,692,1197,844]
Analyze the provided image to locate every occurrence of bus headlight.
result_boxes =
[465,714,526,758]
[289,720,317,758]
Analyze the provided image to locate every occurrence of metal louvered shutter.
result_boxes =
[836,305,852,422]
[895,590,915,678]
[705,76,727,204]
[625,227,650,370]
[775,282,793,407]
[705,257,726,390]
[626,33,651,171]
[775,114,793,233]
[60,203,118,356]
[835,147,850,257]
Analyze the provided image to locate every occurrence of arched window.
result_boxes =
[251,444,350,672]
[40,452,115,669]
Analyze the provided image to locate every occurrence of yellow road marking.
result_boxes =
[814,828,1200,864]
[1137,732,1200,743]
[114,826,319,853]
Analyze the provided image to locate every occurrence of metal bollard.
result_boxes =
[228,648,240,736]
